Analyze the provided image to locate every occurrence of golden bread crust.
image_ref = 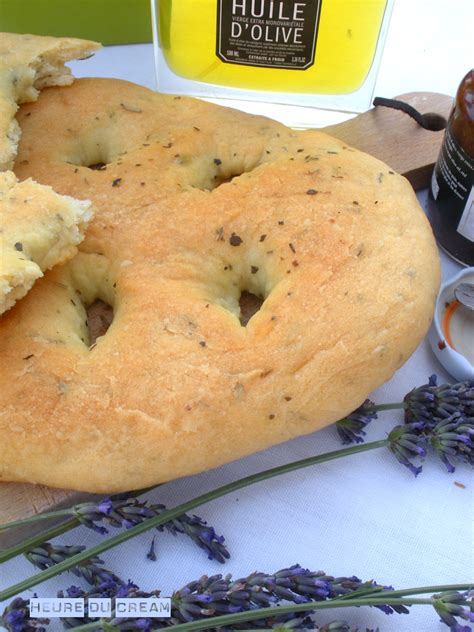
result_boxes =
[0,78,440,492]
[0,32,100,170]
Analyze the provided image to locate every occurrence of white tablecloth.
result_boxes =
[1,4,473,628]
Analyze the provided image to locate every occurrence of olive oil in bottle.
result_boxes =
[152,0,394,112]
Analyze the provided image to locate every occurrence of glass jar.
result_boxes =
[151,0,394,112]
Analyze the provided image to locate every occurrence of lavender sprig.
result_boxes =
[403,374,438,425]
[154,505,229,564]
[25,543,125,587]
[171,565,409,627]
[404,376,474,426]
[336,400,377,445]
[0,597,49,632]
[430,414,474,472]
[25,566,407,630]
[433,590,474,632]
[2,574,472,632]
[74,496,229,563]
[337,377,474,443]
[0,595,376,632]
[73,497,155,534]
[336,377,474,475]
[387,422,427,476]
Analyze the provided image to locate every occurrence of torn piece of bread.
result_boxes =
[0,32,100,170]
[0,171,92,314]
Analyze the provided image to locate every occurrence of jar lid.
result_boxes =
[428,267,474,381]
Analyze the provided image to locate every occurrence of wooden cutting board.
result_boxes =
[324,92,453,190]
[0,91,453,541]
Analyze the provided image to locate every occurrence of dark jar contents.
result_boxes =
[427,69,474,266]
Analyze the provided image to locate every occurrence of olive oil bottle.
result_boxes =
[152,0,394,112]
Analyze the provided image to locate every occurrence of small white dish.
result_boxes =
[428,267,474,381]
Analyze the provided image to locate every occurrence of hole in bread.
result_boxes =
[66,133,114,170]
[65,253,116,347]
[86,299,114,345]
[88,162,107,171]
[212,173,242,188]
[207,155,262,190]
[239,290,264,327]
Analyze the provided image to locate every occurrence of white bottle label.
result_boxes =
[457,186,474,241]
[216,0,322,69]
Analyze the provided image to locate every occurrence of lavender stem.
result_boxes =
[0,510,73,532]
[370,402,405,412]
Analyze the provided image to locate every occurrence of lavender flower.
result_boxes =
[171,565,406,626]
[432,381,474,419]
[334,377,474,475]
[336,400,377,444]
[73,495,229,563]
[24,566,406,630]
[25,543,126,587]
[0,597,49,632]
[154,506,230,563]
[147,536,157,561]
[430,414,474,473]
[57,580,161,630]
[73,496,154,534]
[403,375,438,425]
[387,423,427,476]
[433,590,474,632]
[404,376,474,426]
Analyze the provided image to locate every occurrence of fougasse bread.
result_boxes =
[0,77,440,492]
[0,32,100,170]
[0,171,92,314]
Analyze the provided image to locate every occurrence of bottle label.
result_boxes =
[216,0,322,70]
[431,124,474,243]
[457,186,474,241]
